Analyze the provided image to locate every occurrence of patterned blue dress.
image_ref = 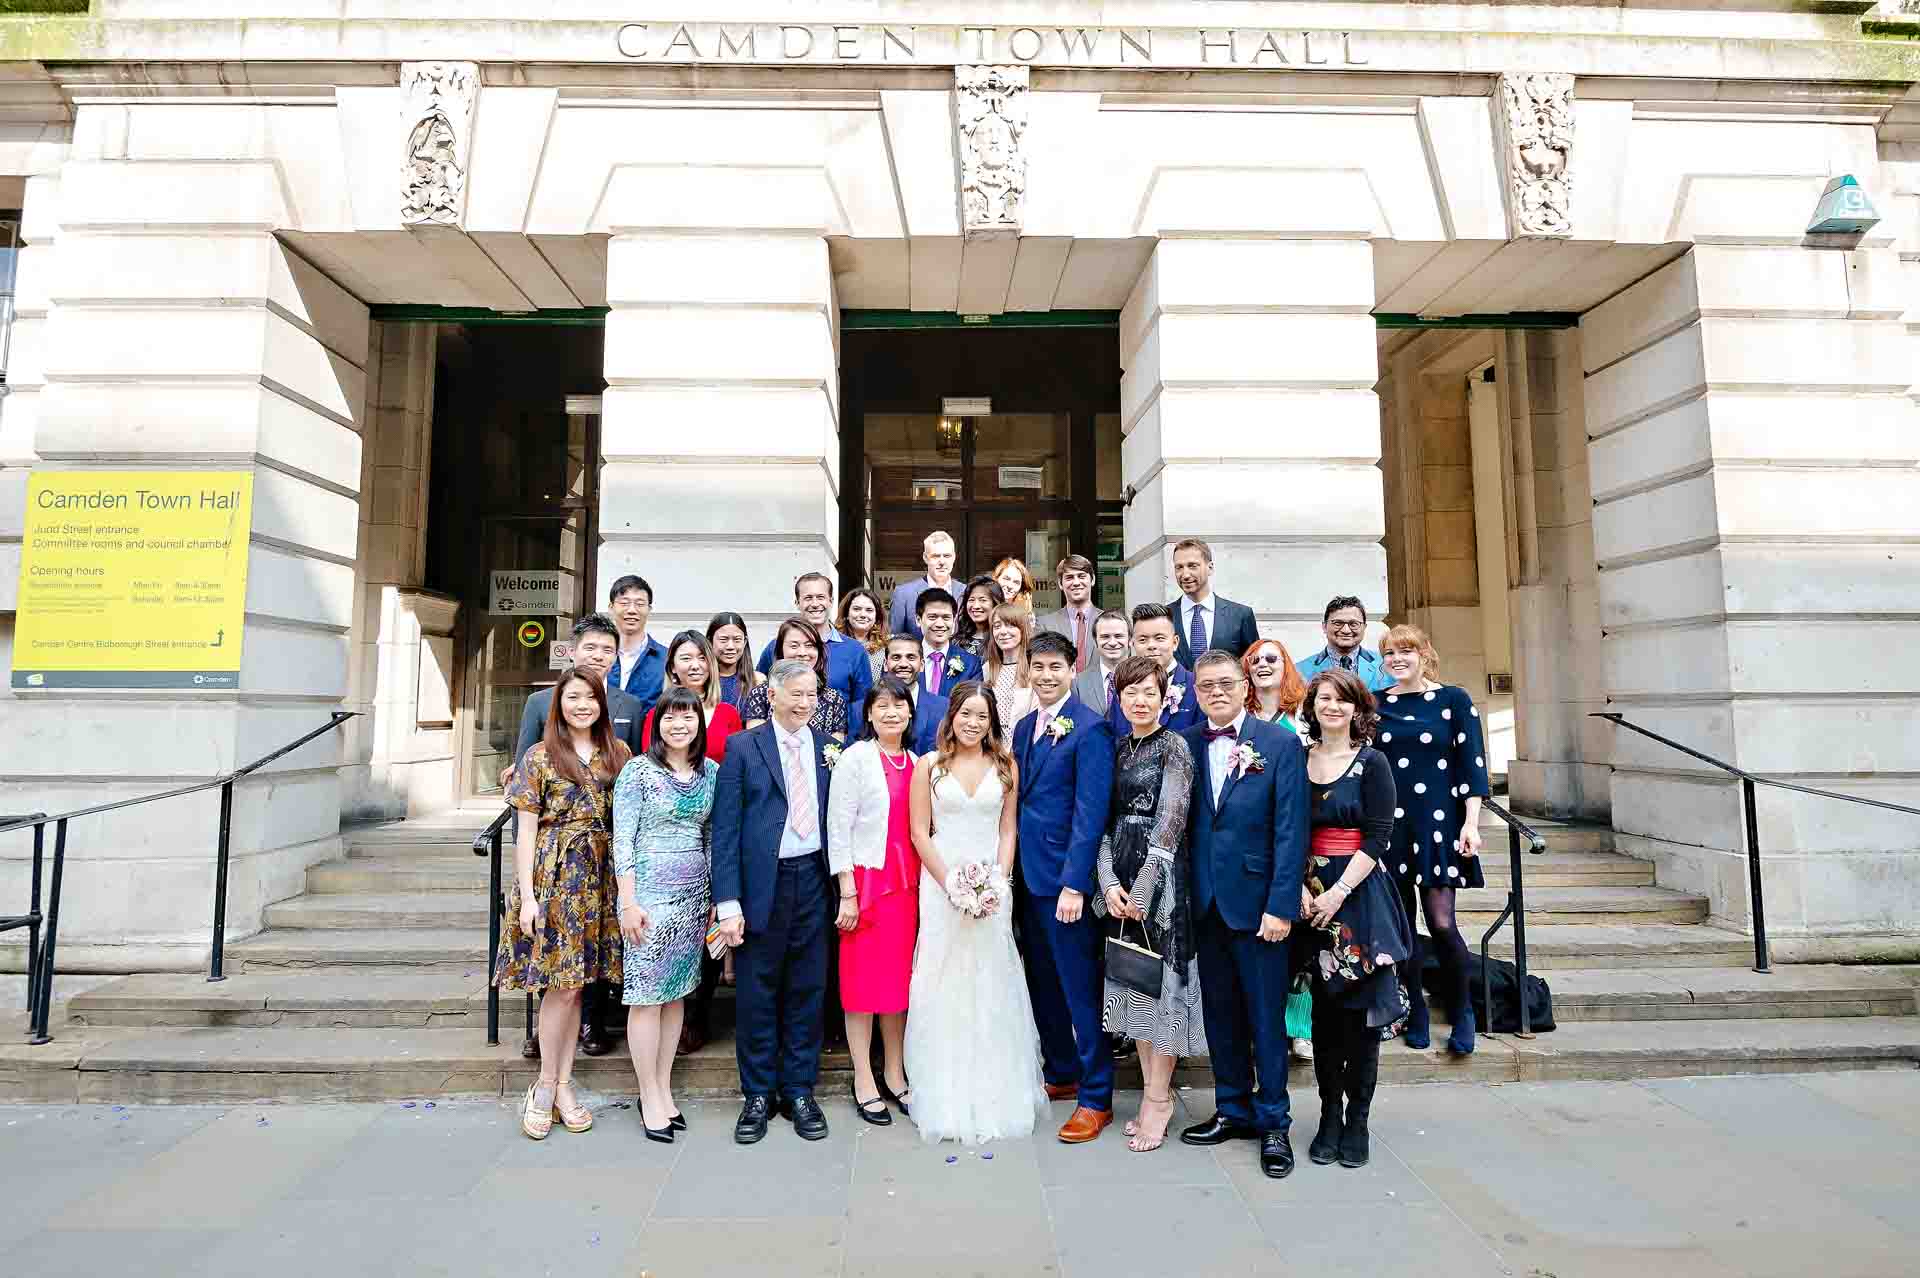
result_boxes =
[610,755,718,1007]
[1377,684,1492,891]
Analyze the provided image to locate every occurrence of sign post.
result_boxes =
[12,471,254,690]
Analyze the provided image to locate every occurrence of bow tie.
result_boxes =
[1203,725,1239,742]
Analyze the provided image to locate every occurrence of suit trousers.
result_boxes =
[1194,903,1293,1134]
[734,857,831,1100]
[1019,883,1114,1112]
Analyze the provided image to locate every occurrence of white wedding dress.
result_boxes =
[904,767,1050,1145]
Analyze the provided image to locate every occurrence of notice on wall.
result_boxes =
[490,569,562,615]
[12,471,253,690]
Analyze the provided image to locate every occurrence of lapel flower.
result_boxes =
[1228,743,1266,777]
[1164,681,1184,710]
[822,744,842,769]
[1047,715,1074,741]
[946,657,966,676]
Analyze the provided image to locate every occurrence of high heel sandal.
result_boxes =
[1128,1092,1174,1153]
[552,1082,594,1133]
[521,1082,556,1141]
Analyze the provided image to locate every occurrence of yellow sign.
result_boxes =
[517,620,546,649]
[12,471,253,690]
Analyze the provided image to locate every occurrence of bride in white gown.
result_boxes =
[904,683,1050,1145]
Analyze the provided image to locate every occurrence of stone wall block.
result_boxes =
[596,164,842,235]
[605,234,833,308]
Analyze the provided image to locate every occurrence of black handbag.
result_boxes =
[1105,916,1164,1000]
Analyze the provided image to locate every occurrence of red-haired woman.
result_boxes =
[1242,638,1308,734]
[497,668,632,1140]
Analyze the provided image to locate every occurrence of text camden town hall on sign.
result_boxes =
[613,24,1371,69]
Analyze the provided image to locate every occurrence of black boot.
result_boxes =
[1307,995,1345,1165]
[1339,1014,1379,1169]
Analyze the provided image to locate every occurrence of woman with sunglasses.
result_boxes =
[1242,638,1309,734]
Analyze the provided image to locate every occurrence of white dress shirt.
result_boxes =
[1207,709,1247,807]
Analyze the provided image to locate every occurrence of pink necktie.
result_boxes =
[783,737,816,839]
[928,653,943,695]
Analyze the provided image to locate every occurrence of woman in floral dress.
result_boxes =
[497,668,630,1140]
[612,686,718,1144]
[1299,668,1412,1171]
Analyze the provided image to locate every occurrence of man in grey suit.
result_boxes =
[1034,553,1100,673]
[1169,537,1261,668]
[1071,609,1133,713]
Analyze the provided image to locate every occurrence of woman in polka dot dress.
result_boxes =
[1375,624,1490,1056]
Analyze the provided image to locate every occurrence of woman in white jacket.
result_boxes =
[826,675,922,1125]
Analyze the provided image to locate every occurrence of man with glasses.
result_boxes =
[1295,596,1394,693]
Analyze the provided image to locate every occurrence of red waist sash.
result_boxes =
[1311,827,1364,856]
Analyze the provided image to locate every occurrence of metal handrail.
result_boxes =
[471,804,515,1047]
[1592,712,1920,974]
[1476,797,1549,1038]
[4,713,358,1043]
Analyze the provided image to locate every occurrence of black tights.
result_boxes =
[1397,876,1471,1023]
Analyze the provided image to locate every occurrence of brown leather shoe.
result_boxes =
[1044,1082,1080,1102]
[1057,1106,1113,1144]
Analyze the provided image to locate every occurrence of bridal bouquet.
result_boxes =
[945,860,1009,919]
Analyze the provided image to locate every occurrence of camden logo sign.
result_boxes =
[614,24,1370,69]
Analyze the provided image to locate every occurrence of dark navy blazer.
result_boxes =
[1010,696,1115,897]
[1105,662,1201,737]
[756,630,876,739]
[907,690,949,756]
[1182,715,1309,932]
[918,646,982,699]
[710,722,835,934]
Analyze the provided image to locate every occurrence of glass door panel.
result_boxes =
[971,514,1072,612]
[971,413,1070,503]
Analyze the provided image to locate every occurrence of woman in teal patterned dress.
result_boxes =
[612,686,719,1143]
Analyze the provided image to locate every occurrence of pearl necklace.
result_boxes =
[878,746,910,772]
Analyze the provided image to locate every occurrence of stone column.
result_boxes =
[1580,245,1920,953]
[597,168,841,640]
[0,121,369,969]
[1119,226,1384,657]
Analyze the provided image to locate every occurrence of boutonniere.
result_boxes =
[1047,716,1074,741]
[1164,682,1184,710]
[946,656,966,676]
[822,744,843,769]
[1228,743,1266,777]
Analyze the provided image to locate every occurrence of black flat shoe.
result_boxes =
[579,1026,614,1057]
[877,1077,911,1118]
[782,1093,830,1141]
[1180,1114,1260,1146]
[1260,1132,1295,1179]
[668,1111,687,1132]
[853,1087,892,1127]
[735,1095,772,1145]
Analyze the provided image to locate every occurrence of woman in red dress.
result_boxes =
[641,631,743,764]
[825,675,921,1125]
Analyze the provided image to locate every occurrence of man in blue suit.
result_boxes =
[1105,603,1199,736]
[881,634,948,754]
[1179,649,1310,1180]
[755,571,875,738]
[711,659,855,1146]
[911,587,981,701]
[1011,630,1117,1143]
[606,574,668,713]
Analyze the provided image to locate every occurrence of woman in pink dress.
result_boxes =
[825,674,922,1125]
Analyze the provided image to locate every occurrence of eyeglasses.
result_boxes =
[1249,653,1281,666]
[1195,678,1244,695]
[1327,622,1363,632]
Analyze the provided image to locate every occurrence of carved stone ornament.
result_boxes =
[400,61,479,228]
[954,64,1029,239]
[1497,72,1574,238]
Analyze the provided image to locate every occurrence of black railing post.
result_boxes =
[25,822,44,1014]
[208,779,235,982]
[486,824,502,1047]
[1509,821,1533,1037]
[1743,776,1770,974]
[30,820,67,1045]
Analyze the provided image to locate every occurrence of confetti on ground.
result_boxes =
[981,1152,993,1159]
[945,1155,957,1163]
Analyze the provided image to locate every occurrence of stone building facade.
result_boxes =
[1,1,1917,971]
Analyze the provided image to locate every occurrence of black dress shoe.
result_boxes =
[1180,1113,1261,1146]
[782,1093,830,1141]
[579,1025,614,1057]
[1260,1132,1295,1179]
[853,1085,892,1127]
[735,1095,772,1145]
[520,1035,540,1061]
[668,1111,687,1132]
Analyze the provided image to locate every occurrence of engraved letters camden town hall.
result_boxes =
[613,24,1369,68]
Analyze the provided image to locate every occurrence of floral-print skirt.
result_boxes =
[1304,851,1413,1028]
[495,826,623,993]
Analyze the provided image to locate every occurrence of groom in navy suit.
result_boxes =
[1179,649,1310,1179]
[711,659,855,1145]
[1011,630,1117,1143]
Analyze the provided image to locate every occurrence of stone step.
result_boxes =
[1455,885,1709,926]
[1479,923,1755,969]
[11,1015,1920,1103]
[1475,852,1652,888]
[1477,819,1614,855]
[228,928,487,971]
[60,964,1918,1032]
[263,892,487,930]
